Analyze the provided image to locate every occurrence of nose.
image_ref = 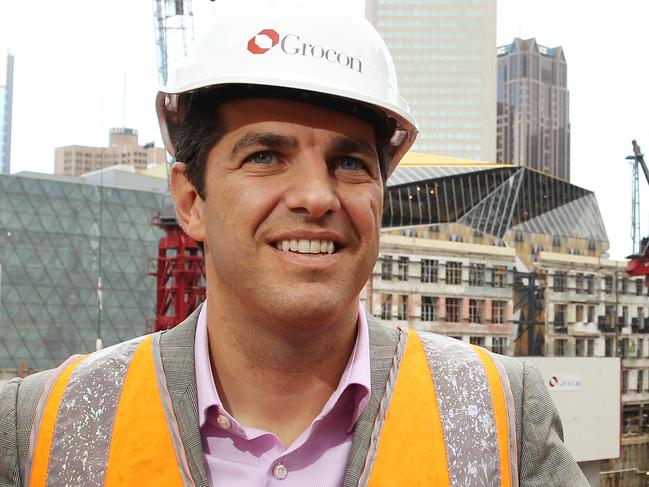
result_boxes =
[283,156,341,219]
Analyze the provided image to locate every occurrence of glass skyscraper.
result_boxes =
[0,50,13,175]
[365,0,497,162]
[0,172,164,371]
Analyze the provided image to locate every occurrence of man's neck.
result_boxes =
[205,299,359,447]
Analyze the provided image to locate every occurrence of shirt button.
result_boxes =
[216,414,231,429]
[273,463,288,480]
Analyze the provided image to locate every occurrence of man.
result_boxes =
[0,2,588,486]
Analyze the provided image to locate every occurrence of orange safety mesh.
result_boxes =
[29,355,86,487]
[471,345,513,487]
[103,335,185,487]
[367,330,450,487]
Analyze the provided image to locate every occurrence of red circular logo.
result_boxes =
[247,29,280,54]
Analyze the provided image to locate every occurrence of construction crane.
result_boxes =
[625,140,649,282]
[147,0,206,332]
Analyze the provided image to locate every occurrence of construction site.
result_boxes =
[1,1,649,486]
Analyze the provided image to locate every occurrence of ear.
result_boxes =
[169,162,206,242]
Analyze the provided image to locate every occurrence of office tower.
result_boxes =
[497,38,570,180]
[366,0,497,161]
[0,50,14,174]
[54,127,167,177]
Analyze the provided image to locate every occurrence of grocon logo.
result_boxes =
[246,29,362,73]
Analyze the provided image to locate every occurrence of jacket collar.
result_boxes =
[157,303,399,487]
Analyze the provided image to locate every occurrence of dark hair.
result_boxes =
[173,84,392,199]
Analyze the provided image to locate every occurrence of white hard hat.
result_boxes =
[156,0,418,176]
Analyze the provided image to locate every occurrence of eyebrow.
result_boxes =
[231,132,298,157]
[329,135,378,161]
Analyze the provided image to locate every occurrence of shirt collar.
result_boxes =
[195,300,371,431]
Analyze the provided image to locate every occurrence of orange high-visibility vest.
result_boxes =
[26,330,518,487]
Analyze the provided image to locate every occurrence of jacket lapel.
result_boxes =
[158,304,210,487]
[344,313,400,487]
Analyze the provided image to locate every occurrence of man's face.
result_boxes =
[189,98,383,329]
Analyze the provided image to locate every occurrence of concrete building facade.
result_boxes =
[497,38,570,180]
[54,127,167,177]
[365,0,497,162]
[0,49,14,175]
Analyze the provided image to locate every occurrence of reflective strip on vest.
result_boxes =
[363,330,518,487]
[27,334,193,487]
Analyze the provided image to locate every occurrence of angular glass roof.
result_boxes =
[383,161,608,243]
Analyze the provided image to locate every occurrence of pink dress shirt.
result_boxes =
[195,301,371,486]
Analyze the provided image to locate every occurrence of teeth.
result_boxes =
[276,239,336,254]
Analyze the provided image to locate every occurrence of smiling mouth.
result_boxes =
[273,239,338,255]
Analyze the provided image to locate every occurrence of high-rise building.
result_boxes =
[54,127,167,177]
[497,38,570,180]
[0,50,14,175]
[365,0,497,162]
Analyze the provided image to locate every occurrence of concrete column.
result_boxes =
[438,297,446,321]
[506,301,514,324]
[484,298,493,323]
[461,298,470,323]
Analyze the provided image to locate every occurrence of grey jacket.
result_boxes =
[0,308,588,486]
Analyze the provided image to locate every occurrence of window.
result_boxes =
[621,278,629,295]
[639,370,644,393]
[605,337,615,357]
[575,273,584,294]
[397,295,408,320]
[637,280,644,296]
[446,262,462,285]
[638,339,644,359]
[554,304,567,328]
[421,296,438,322]
[397,257,409,281]
[623,370,629,393]
[468,299,485,323]
[468,264,485,286]
[420,259,438,283]
[492,266,507,288]
[446,297,461,322]
[619,338,629,358]
[639,307,646,328]
[380,294,392,320]
[623,306,629,326]
[586,275,595,295]
[469,336,485,347]
[492,301,506,324]
[587,339,595,357]
[575,304,584,323]
[604,275,613,294]
[553,272,566,292]
[575,338,585,357]
[492,337,507,354]
[605,305,616,326]
[587,305,595,323]
[381,255,393,280]
[554,339,566,357]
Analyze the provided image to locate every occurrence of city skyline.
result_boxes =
[0,0,648,259]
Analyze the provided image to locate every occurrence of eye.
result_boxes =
[246,151,275,165]
[336,157,364,171]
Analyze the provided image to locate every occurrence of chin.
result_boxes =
[265,292,356,328]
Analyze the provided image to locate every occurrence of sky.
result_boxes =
[1,0,648,260]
